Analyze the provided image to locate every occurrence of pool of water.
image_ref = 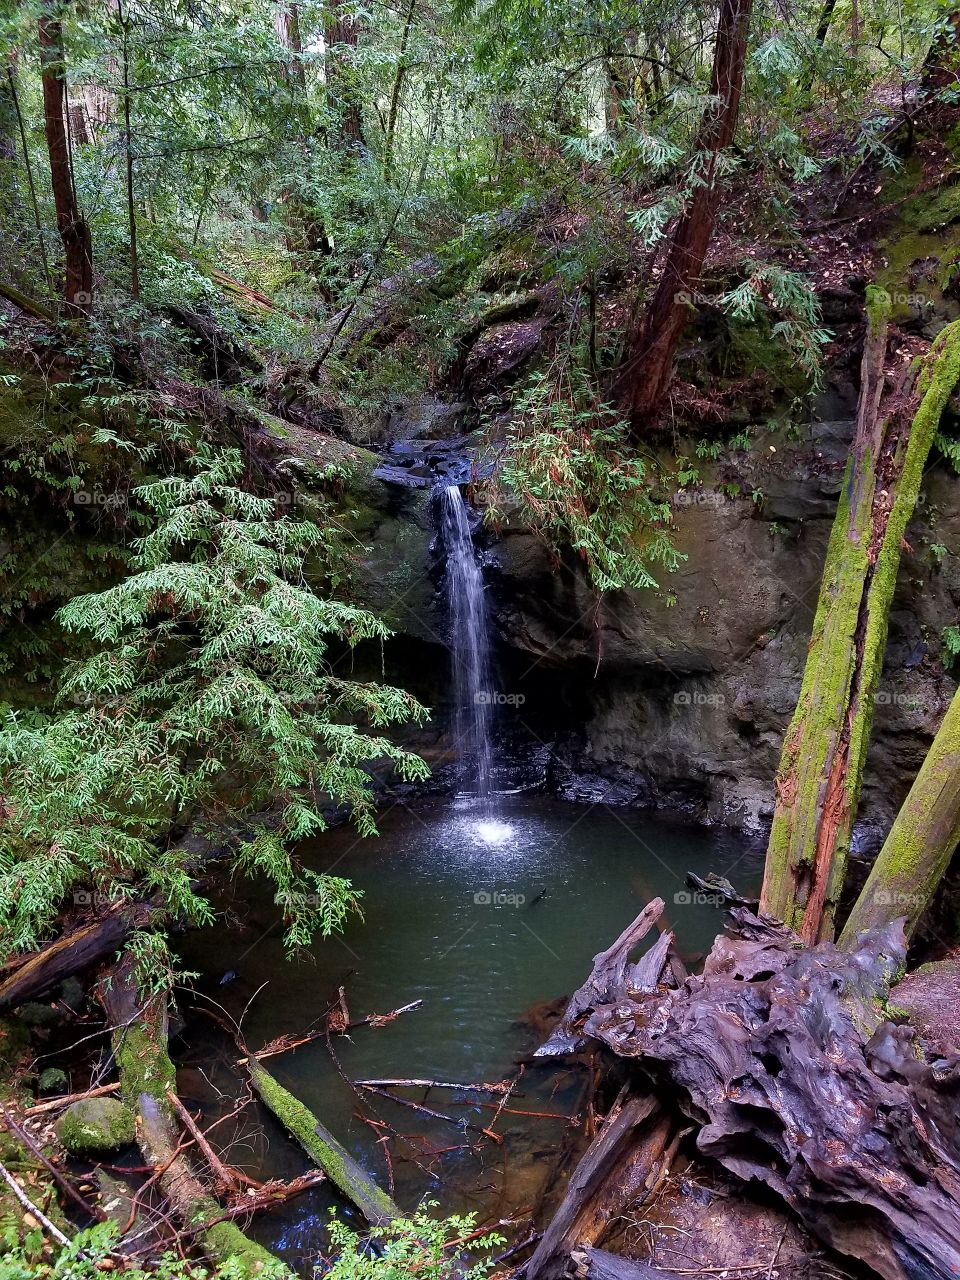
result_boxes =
[178,794,763,1267]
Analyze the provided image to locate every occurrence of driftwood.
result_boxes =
[0,902,153,1011]
[525,1091,679,1280]
[536,900,670,1057]
[553,905,960,1280]
[247,1057,402,1225]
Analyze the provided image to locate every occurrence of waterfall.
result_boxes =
[440,484,494,803]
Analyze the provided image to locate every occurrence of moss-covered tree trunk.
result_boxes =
[101,955,293,1277]
[839,686,960,945]
[762,299,960,941]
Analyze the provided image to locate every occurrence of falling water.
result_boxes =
[440,484,494,805]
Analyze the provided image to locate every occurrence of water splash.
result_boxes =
[440,484,494,806]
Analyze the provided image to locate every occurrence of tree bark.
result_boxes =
[38,4,93,315]
[325,0,364,151]
[548,906,960,1280]
[525,1092,678,1280]
[611,0,754,426]
[762,302,960,941]
[839,685,960,944]
[0,902,152,1011]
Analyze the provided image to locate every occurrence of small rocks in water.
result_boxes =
[219,969,238,985]
[56,1097,136,1156]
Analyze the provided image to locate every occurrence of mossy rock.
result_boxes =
[37,1067,68,1095]
[55,1097,136,1156]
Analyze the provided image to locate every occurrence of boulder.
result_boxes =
[56,1096,136,1156]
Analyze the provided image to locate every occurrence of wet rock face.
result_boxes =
[351,407,960,839]
[483,420,960,838]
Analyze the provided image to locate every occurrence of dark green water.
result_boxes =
[179,794,763,1268]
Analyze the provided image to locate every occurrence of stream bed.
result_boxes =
[178,794,764,1270]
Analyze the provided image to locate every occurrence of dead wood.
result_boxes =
[0,902,153,1011]
[571,1247,685,1280]
[535,901,669,1057]
[551,905,960,1280]
[525,1090,679,1280]
[353,1076,511,1094]
[246,1057,402,1225]
[24,1083,121,1116]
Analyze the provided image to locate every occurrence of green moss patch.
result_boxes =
[55,1097,136,1156]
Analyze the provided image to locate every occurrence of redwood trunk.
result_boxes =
[325,0,364,150]
[39,6,92,315]
[612,0,753,426]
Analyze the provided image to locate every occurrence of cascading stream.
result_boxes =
[440,484,494,807]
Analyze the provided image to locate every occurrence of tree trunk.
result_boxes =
[38,4,93,315]
[275,1,332,267]
[611,0,753,426]
[839,685,960,945]
[762,302,960,941]
[325,0,364,151]
[100,955,293,1277]
[549,906,960,1280]
[383,0,415,182]
[117,0,139,300]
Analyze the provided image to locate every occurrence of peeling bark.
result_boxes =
[526,1092,679,1280]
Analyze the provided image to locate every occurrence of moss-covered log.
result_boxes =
[100,955,292,1278]
[839,685,960,945]
[247,1057,401,1226]
[761,300,960,941]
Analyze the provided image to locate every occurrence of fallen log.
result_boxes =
[525,1090,679,1280]
[536,901,669,1057]
[246,1057,402,1225]
[556,905,960,1280]
[0,903,152,1011]
[571,1247,685,1280]
[357,1084,504,1143]
[99,956,293,1278]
